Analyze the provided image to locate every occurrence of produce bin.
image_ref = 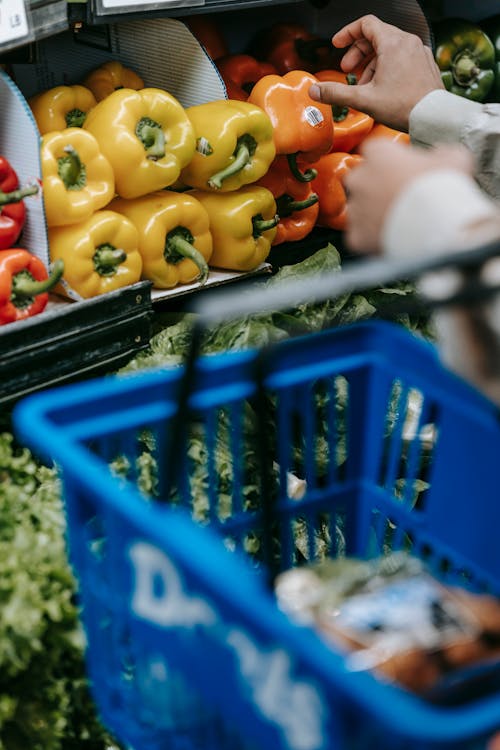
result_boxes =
[13,253,500,749]
[0,279,153,407]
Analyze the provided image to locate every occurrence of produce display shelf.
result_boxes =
[0,280,153,408]
[150,263,273,305]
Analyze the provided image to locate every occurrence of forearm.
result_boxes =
[409,91,500,199]
[383,169,500,257]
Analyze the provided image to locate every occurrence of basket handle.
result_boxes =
[190,239,500,326]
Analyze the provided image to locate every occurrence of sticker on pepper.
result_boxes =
[181,100,276,192]
[248,70,334,183]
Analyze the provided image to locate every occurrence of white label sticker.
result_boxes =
[196,136,213,156]
[304,106,324,127]
[101,0,192,9]
[0,0,28,44]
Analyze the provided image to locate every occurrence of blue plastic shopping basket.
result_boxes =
[13,248,500,750]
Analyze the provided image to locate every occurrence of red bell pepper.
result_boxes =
[310,152,362,231]
[257,155,319,245]
[251,23,337,75]
[0,156,39,249]
[216,54,278,101]
[0,249,64,324]
[182,14,229,60]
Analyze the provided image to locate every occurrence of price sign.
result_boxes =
[0,0,29,45]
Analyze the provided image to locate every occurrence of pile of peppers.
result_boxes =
[23,24,417,294]
[0,156,63,325]
[434,16,500,102]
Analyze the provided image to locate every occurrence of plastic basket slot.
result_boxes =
[377,380,440,512]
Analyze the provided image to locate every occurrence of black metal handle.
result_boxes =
[189,239,500,328]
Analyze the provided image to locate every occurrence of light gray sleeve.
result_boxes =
[382,168,500,405]
[409,90,500,200]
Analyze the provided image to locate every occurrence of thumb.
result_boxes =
[309,81,369,111]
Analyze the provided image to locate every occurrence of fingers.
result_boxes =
[331,14,389,50]
[309,80,369,111]
[339,39,374,73]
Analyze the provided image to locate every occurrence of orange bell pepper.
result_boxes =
[252,23,337,75]
[310,152,362,231]
[216,54,278,101]
[314,70,374,153]
[248,70,334,183]
[256,155,318,245]
[182,14,229,60]
[354,123,410,153]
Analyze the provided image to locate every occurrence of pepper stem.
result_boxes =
[58,145,87,190]
[286,153,317,183]
[276,193,318,218]
[207,134,257,190]
[136,116,166,160]
[332,74,357,122]
[332,104,348,122]
[252,213,279,238]
[453,51,480,84]
[65,108,87,128]
[165,226,209,285]
[0,183,39,206]
[11,258,64,306]
[93,244,127,276]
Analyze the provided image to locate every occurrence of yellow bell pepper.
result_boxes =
[29,85,97,134]
[83,60,144,102]
[84,88,196,199]
[190,185,278,271]
[48,209,142,298]
[111,191,212,287]
[180,100,276,192]
[41,127,115,227]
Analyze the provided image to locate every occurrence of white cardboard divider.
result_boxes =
[10,17,228,105]
[0,70,49,267]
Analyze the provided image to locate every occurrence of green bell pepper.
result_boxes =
[480,14,500,101]
[434,18,496,102]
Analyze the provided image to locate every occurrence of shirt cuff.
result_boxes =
[382,170,500,259]
[409,90,482,147]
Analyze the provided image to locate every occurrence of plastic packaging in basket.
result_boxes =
[13,319,500,750]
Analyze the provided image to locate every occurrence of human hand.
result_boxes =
[309,14,444,131]
[344,140,475,253]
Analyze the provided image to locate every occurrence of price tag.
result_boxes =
[100,0,202,10]
[0,0,29,45]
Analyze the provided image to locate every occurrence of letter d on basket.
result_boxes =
[129,542,217,627]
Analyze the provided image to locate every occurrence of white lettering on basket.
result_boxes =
[129,541,327,750]
[227,629,326,750]
[129,542,216,627]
